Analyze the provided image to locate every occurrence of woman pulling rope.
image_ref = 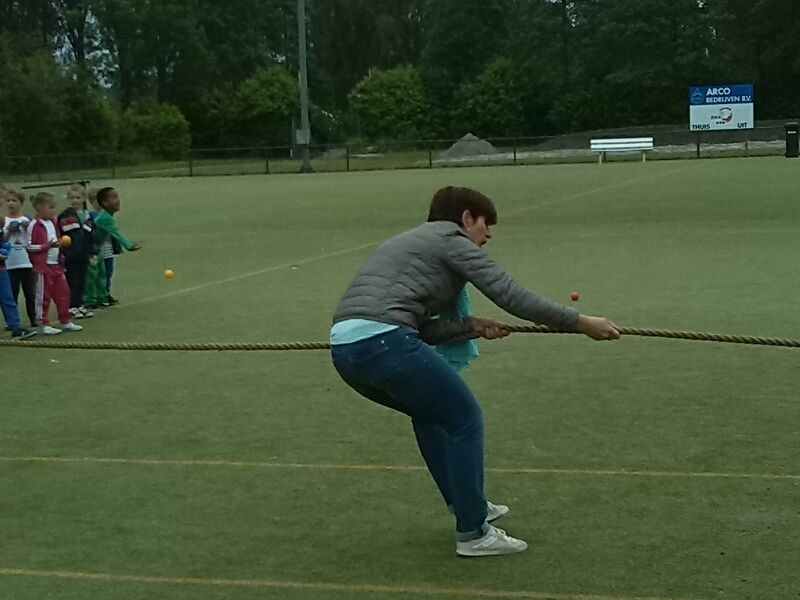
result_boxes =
[329,186,619,557]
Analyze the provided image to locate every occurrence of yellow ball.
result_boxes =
[60,235,72,247]
[164,269,174,280]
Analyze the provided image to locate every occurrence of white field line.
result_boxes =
[125,241,377,307]
[128,165,691,307]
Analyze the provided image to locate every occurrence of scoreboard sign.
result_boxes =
[689,85,754,131]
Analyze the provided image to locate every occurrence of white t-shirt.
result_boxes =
[3,216,33,269]
[41,219,60,265]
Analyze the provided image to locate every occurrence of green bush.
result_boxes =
[61,80,120,154]
[348,66,431,141]
[120,101,191,160]
[456,58,525,138]
[227,66,299,147]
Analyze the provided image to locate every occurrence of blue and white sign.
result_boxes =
[689,85,754,131]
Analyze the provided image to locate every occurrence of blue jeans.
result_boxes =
[0,271,22,333]
[104,257,114,295]
[331,327,487,540]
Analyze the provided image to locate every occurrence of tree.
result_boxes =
[312,0,425,110]
[223,66,299,147]
[349,66,430,140]
[61,76,119,153]
[0,34,66,155]
[51,0,98,68]
[708,0,800,117]
[421,0,508,86]
[456,58,524,137]
[119,101,190,159]
[560,0,713,129]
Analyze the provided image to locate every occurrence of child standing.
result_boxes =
[83,188,106,309]
[0,188,35,339]
[93,187,141,304]
[3,187,38,328]
[57,184,95,319]
[28,192,82,335]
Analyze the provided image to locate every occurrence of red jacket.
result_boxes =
[28,217,63,272]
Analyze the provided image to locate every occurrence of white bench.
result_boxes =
[590,137,654,163]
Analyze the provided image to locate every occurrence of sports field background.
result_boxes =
[1,158,798,600]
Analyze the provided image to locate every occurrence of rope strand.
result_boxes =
[1,325,798,351]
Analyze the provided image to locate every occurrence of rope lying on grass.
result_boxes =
[0,325,798,351]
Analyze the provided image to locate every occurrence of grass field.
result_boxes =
[1,158,799,600]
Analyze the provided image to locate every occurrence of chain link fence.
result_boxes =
[1,124,795,184]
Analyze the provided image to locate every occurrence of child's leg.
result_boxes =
[84,258,105,306]
[16,268,39,327]
[75,263,88,308]
[65,263,80,309]
[104,257,114,298]
[0,271,23,333]
[83,259,96,305]
[65,262,88,309]
[51,267,73,325]
[34,271,51,326]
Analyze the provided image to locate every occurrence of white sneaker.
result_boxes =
[79,306,94,318]
[69,307,84,319]
[61,322,83,332]
[456,525,528,557]
[487,501,509,522]
[40,325,62,335]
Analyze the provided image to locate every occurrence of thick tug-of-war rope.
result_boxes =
[0,324,798,351]
[505,324,800,348]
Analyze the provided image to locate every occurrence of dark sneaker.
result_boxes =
[12,328,37,340]
[107,295,120,305]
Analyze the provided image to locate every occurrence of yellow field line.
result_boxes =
[0,567,702,600]
[1,456,797,481]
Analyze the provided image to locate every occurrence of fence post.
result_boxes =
[265,147,270,174]
[32,155,42,181]
[744,131,750,157]
[428,147,433,169]
[110,153,116,179]
[695,132,701,159]
[513,140,518,165]
[346,146,350,172]
[188,151,194,177]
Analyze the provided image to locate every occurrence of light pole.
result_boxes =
[297,0,313,173]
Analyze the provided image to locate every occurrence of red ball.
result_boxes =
[570,291,580,301]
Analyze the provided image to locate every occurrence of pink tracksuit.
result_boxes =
[28,218,71,325]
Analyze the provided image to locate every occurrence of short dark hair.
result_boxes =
[96,187,116,208]
[427,186,498,226]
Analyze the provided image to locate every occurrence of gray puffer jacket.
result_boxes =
[332,221,579,344]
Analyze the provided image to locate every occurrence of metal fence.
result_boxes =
[0,124,794,184]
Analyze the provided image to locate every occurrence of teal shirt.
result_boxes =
[330,319,398,345]
[330,288,479,371]
[94,210,135,251]
[435,286,479,371]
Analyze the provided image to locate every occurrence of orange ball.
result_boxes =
[570,291,580,301]
[60,235,72,247]
[164,269,175,280]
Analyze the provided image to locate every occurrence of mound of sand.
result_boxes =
[444,133,498,158]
